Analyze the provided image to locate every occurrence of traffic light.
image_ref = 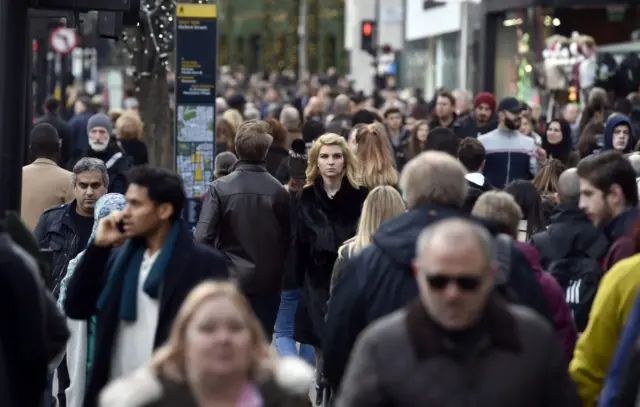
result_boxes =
[361,20,377,57]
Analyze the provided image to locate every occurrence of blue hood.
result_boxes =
[604,115,633,152]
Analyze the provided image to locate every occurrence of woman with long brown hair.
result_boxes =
[533,158,565,221]
[99,282,313,407]
[354,122,399,189]
[576,120,606,158]
[265,118,289,177]
[215,118,236,155]
[403,120,429,162]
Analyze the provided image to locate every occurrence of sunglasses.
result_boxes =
[425,275,482,291]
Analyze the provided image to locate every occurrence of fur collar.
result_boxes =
[405,296,522,360]
[299,176,367,213]
[99,357,314,407]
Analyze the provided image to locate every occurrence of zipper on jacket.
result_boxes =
[505,150,511,186]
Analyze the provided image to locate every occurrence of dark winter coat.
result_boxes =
[0,232,69,407]
[294,177,368,347]
[530,201,608,270]
[194,161,290,295]
[336,297,581,407]
[323,204,552,391]
[119,139,149,167]
[34,201,85,297]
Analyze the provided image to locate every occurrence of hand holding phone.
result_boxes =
[94,211,126,247]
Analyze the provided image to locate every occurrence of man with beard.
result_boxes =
[478,97,541,189]
[453,92,498,139]
[77,113,132,194]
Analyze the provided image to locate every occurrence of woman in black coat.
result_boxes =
[294,133,368,350]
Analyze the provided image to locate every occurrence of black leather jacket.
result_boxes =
[34,201,84,297]
[194,161,291,295]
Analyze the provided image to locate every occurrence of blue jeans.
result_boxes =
[275,289,315,367]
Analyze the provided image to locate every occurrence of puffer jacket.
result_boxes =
[517,242,577,361]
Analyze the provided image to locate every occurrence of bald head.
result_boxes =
[415,218,494,267]
[629,154,640,177]
[333,94,351,115]
[557,168,580,203]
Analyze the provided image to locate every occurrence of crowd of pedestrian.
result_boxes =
[7,73,640,407]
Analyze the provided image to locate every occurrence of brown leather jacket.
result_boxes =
[194,161,291,295]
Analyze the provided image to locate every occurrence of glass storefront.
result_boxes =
[437,32,461,92]
[402,32,460,96]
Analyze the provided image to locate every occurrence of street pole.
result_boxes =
[297,0,308,79]
[0,0,29,216]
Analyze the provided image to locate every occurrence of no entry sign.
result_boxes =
[49,26,79,54]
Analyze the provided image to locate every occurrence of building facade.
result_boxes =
[402,0,482,97]
[345,0,404,94]
[217,0,347,75]
[479,0,640,100]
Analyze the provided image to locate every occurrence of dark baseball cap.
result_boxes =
[497,97,524,114]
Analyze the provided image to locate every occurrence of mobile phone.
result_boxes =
[116,220,125,233]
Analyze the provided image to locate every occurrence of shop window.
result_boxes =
[437,32,460,92]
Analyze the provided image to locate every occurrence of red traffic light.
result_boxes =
[362,22,372,36]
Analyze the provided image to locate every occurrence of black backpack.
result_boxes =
[532,232,609,332]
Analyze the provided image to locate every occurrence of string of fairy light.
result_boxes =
[122,0,211,88]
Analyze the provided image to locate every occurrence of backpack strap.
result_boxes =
[530,230,556,259]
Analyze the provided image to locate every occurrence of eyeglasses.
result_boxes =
[425,274,482,291]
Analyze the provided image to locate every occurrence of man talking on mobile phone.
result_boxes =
[63,166,229,407]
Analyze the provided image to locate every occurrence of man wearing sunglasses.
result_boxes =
[337,218,580,407]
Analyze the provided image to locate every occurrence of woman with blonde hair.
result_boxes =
[99,282,314,407]
[354,122,399,188]
[294,133,368,351]
[330,185,405,294]
[115,112,148,166]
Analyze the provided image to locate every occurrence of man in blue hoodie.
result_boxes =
[603,114,634,154]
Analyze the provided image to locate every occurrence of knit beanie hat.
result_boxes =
[87,113,114,136]
[474,92,497,112]
[288,139,308,183]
